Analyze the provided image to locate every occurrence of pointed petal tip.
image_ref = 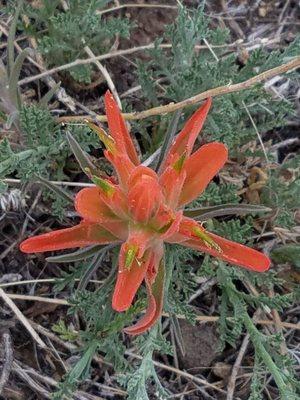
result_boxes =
[104,90,115,110]
[19,223,117,254]
[211,141,228,162]
[19,236,50,254]
[174,219,272,273]
[257,254,271,272]
[235,248,271,272]
[204,96,212,109]
[122,255,165,336]
[112,296,131,312]
[161,97,214,173]
[104,89,112,98]
[19,239,32,254]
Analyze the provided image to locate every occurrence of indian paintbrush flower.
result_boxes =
[20,91,271,335]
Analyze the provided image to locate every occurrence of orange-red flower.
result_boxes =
[20,91,271,335]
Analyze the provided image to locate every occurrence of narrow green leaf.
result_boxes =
[184,203,272,220]
[78,243,116,290]
[66,131,99,177]
[156,110,181,173]
[68,340,98,381]
[34,174,74,204]
[170,314,186,357]
[9,48,32,109]
[39,82,61,107]
[46,245,104,263]
[7,0,23,75]
[5,110,19,130]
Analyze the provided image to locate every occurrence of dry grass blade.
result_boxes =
[6,294,69,305]
[0,288,47,349]
[97,3,178,15]
[13,361,52,399]
[226,333,250,399]
[84,45,122,109]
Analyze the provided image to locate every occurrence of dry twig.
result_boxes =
[57,57,300,122]
[0,288,46,349]
[83,45,122,108]
[226,333,250,400]
[18,39,282,87]
[96,3,178,15]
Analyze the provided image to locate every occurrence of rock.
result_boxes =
[178,321,219,371]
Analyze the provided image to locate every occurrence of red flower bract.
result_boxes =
[20,91,271,335]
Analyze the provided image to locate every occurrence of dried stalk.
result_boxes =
[57,57,300,123]
[0,288,46,349]
[18,38,281,87]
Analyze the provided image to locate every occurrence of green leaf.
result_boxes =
[77,243,117,290]
[156,110,181,173]
[69,64,92,84]
[68,340,98,381]
[7,0,23,74]
[35,174,74,204]
[66,131,100,178]
[9,48,32,109]
[52,320,78,341]
[39,81,61,107]
[46,245,103,263]
[184,203,272,220]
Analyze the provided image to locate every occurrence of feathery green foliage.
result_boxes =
[137,6,297,151]
[1,3,299,400]
[5,0,131,83]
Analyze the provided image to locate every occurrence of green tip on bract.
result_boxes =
[172,152,186,173]
[193,227,222,253]
[84,167,93,179]
[91,175,115,197]
[158,217,174,234]
[125,245,138,269]
[86,121,116,153]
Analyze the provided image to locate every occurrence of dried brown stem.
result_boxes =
[226,333,250,400]
[0,288,46,349]
[18,38,280,87]
[58,57,300,123]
